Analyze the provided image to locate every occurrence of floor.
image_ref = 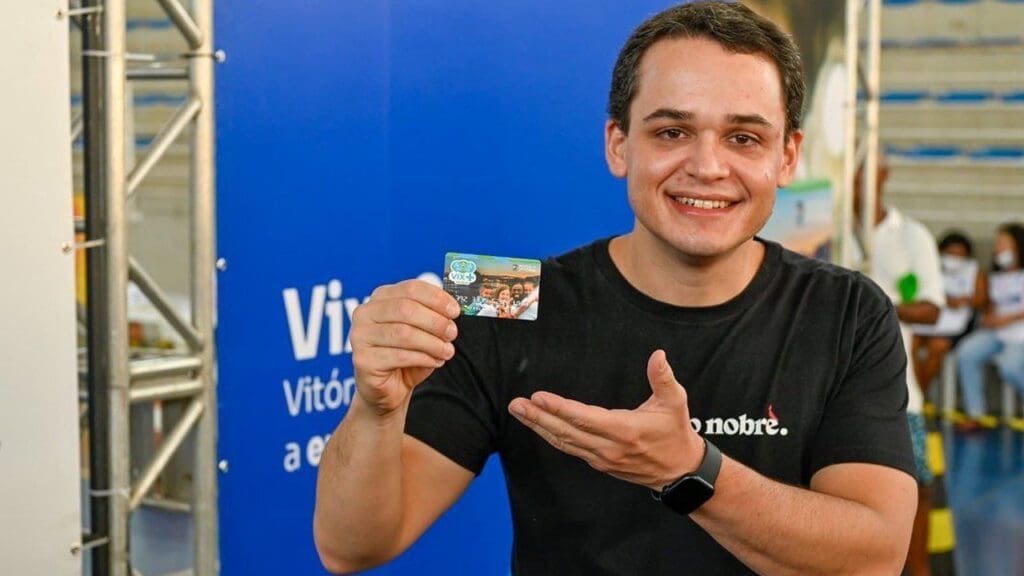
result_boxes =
[944,425,1024,575]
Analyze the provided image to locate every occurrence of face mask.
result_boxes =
[994,249,1016,270]
[941,255,966,273]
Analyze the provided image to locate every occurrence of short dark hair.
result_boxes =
[938,230,973,256]
[607,1,805,138]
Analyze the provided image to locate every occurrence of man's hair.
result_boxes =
[607,1,805,138]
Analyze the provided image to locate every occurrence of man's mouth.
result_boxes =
[671,196,735,210]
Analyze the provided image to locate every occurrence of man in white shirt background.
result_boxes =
[856,155,944,576]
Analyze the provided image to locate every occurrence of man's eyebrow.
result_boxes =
[726,114,775,130]
[642,108,693,123]
[641,109,776,130]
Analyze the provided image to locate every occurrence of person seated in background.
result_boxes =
[911,231,987,397]
[855,155,944,576]
[956,222,1024,431]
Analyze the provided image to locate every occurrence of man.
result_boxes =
[511,283,525,304]
[314,3,916,574]
[855,156,944,576]
[513,279,539,320]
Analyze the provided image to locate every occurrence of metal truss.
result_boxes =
[76,0,219,573]
[841,0,883,272]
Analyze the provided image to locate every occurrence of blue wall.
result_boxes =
[215,2,669,573]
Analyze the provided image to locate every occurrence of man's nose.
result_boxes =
[683,137,729,182]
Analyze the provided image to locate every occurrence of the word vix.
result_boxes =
[282,280,364,361]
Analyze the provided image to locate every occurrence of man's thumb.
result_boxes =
[646,349,680,398]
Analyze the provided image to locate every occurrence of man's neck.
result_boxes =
[608,228,765,308]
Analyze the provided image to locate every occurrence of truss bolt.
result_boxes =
[214,50,227,63]
[70,543,81,556]
[61,242,73,254]
[218,459,229,473]
[216,257,228,271]
[56,8,65,20]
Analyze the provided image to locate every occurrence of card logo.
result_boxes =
[447,259,478,285]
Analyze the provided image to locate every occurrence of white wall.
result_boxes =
[0,1,82,573]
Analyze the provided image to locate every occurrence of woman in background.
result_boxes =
[956,223,1024,430]
[912,231,986,395]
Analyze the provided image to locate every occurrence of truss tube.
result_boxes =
[101,0,131,571]
[154,0,203,49]
[861,0,882,273]
[129,379,204,403]
[81,0,112,571]
[841,0,859,268]
[125,95,201,199]
[71,113,84,143]
[129,396,204,510]
[127,67,189,81]
[190,0,220,572]
[130,355,203,381]
[128,256,204,350]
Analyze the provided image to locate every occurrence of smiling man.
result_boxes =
[314,3,917,574]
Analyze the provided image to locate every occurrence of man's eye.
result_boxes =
[658,128,684,139]
[731,134,758,145]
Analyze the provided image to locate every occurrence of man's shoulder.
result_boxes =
[899,212,938,246]
[771,241,893,315]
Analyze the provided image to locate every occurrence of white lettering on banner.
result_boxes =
[277,272,442,474]
[282,433,332,473]
[282,368,356,417]
[689,413,789,437]
[284,273,441,360]
[283,284,327,361]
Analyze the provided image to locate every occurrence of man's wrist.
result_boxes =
[651,432,707,491]
[349,392,410,430]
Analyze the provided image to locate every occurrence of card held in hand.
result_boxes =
[443,252,540,320]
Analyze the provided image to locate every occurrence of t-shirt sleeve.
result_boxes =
[404,317,502,475]
[807,287,916,481]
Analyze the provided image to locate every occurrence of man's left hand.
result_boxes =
[508,349,704,491]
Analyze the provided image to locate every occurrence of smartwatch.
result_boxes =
[652,437,722,515]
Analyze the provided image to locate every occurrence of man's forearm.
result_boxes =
[314,395,408,571]
[691,457,912,575]
[896,302,939,325]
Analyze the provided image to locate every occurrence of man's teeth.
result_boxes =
[673,197,732,210]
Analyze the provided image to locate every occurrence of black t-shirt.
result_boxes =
[406,237,914,575]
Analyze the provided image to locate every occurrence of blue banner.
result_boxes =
[213,1,672,573]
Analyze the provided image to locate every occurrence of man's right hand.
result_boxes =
[350,280,462,417]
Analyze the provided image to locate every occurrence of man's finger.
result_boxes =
[361,322,454,362]
[364,299,457,342]
[530,391,622,438]
[353,345,445,376]
[646,349,681,399]
[509,398,607,452]
[371,280,461,319]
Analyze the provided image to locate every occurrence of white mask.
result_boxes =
[941,255,966,273]
[994,249,1016,270]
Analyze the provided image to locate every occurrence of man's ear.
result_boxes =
[605,119,628,178]
[776,129,803,188]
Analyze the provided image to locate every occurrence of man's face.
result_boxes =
[479,286,494,300]
[605,37,801,259]
[511,285,524,299]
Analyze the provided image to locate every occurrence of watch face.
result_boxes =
[662,476,715,516]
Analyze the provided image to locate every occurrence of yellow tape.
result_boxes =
[928,508,956,553]
[927,432,945,476]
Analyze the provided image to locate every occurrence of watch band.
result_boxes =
[651,437,722,514]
